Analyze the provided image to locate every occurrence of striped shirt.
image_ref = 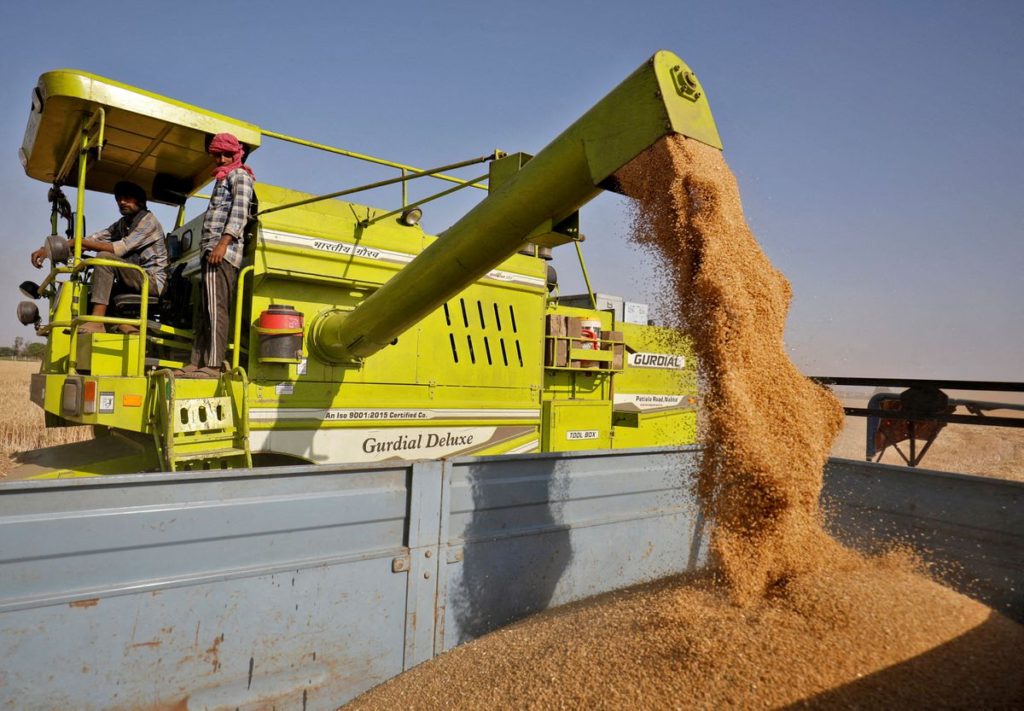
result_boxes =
[90,209,169,295]
[201,168,254,269]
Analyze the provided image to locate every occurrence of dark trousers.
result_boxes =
[190,258,239,369]
[90,255,153,306]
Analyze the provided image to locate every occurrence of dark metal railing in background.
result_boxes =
[809,377,1024,428]
[809,376,1024,467]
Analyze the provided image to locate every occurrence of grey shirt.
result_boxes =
[90,209,169,294]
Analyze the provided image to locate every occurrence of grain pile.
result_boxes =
[346,136,1024,708]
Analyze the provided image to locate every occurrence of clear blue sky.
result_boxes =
[1,0,1021,380]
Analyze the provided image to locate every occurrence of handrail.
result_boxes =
[57,108,109,356]
[231,265,255,369]
[149,368,176,470]
[360,172,488,227]
[261,129,491,192]
[258,153,500,218]
[225,365,252,468]
[38,265,74,293]
[574,241,598,310]
[69,258,150,375]
[179,132,496,230]
[809,376,1024,392]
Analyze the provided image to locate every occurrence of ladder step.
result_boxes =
[172,397,234,433]
[173,431,239,445]
[171,447,249,463]
[153,369,252,471]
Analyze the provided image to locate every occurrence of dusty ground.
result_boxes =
[830,397,1024,482]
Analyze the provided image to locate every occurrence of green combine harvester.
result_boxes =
[13,51,721,478]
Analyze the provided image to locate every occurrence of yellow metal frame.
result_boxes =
[33,106,154,377]
[573,241,598,311]
[69,258,149,375]
[71,109,105,261]
[361,172,489,227]
[56,107,104,187]
[23,69,261,202]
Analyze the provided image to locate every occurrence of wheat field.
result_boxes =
[0,360,93,476]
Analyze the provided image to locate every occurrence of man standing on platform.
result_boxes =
[181,133,255,377]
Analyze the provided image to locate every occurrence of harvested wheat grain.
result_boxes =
[346,558,1023,709]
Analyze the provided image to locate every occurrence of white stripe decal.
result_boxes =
[250,407,540,423]
[205,260,217,365]
[506,439,540,454]
[263,229,413,266]
[250,426,535,463]
[261,229,545,288]
[612,394,689,410]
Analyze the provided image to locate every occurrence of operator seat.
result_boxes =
[110,292,160,319]
[107,228,192,327]
[109,262,192,328]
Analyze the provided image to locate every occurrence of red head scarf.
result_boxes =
[209,133,255,181]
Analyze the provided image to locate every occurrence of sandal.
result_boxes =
[179,367,221,379]
[170,364,199,377]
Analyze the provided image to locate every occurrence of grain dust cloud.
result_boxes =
[346,136,1024,709]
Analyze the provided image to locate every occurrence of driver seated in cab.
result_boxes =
[30,181,169,334]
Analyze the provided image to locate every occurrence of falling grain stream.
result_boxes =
[347,136,1024,709]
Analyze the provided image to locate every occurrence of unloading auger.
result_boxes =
[309,50,722,363]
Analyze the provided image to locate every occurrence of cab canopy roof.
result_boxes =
[20,70,260,205]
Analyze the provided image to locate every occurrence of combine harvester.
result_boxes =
[11,53,718,478]
[2,52,1020,708]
